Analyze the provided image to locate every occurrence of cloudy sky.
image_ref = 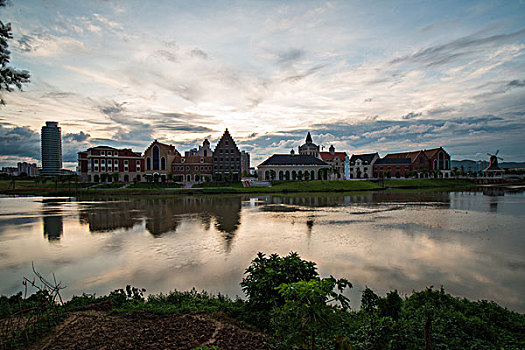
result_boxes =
[0,0,524,169]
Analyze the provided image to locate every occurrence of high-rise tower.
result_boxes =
[41,121,62,176]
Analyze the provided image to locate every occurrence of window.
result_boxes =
[219,149,223,153]
[195,166,198,171]
[146,157,151,170]
[161,157,166,170]
[200,158,204,163]
[124,160,129,171]
[101,151,105,156]
[136,160,141,171]
[108,151,112,156]
[225,140,229,145]
[186,166,190,171]
[153,146,160,170]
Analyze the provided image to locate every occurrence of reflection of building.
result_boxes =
[42,198,64,241]
[78,146,144,183]
[41,121,62,176]
[143,140,181,182]
[320,145,347,180]
[349,153,379,179]
[172,139,213,184]
[43,216,63,241]
[79,201,142,232]
[213,129,242,182]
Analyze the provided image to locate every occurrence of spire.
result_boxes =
[306,132,312,143]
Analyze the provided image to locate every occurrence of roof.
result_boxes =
[320,152,347,162]
[259,154,329,167]
[349,153,378,164]
[375,158,412,165]
[385,147,447,162]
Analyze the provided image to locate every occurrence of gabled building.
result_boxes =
[78,146,144,183]
[349,152,379,179]
[382,147,451,178]
[213,129,242,182]
[373,157,412,178]
[258,151,329,181]
[143,140,180,182]
[172,139,214,183]
[320,145,347,179]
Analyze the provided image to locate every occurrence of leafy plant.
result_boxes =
[272,277,352,350]
[241,252,318,312]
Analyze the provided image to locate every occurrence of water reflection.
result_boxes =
[0,189,524,313]
[42,198,64,241]
[78,197,242,247]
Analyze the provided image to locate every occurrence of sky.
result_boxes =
[0,0,524,170]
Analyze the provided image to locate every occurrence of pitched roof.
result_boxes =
[349,153,378,164]
[305,132,312,143]
[259,154,329,167]
[385,147,447,162]
[375,158,412,165]
[320,152,347,162]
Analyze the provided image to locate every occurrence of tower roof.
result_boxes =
[305,132,312,143]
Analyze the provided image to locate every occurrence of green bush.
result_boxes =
[241,252,318,311]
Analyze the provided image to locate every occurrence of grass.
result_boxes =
[0,178,474,197]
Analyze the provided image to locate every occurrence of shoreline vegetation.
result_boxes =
[1,253,524,349]
[0,178,479,197]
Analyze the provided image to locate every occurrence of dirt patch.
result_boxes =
[31,310,268,350]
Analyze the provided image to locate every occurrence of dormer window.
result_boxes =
[181,158,186,163]
[200,158,204,163]
[101,151,105,156]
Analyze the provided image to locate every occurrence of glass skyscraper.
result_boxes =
[40,121,62,176]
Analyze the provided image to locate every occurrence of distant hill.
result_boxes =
[451,160,525,170]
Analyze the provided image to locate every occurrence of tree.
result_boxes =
[0,0,30,105]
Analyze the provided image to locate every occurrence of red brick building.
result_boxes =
[78,146,144,183]
[172,139,214,184]
[375,147,451,178]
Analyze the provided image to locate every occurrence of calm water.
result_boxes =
[0,189,524,312]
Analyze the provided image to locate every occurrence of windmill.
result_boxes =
[483,150,504,177]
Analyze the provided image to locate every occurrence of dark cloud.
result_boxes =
[282,64,326,83]
[0,125,40,159]
[17,34,34,52]
[41,91,75,99]
[364,98,372,103]
[156,49,177,62]
[101,101,126,115]
[64,131,90,143]
[277,48,305,66]
[402,112,422,120]
[506,79,525,88]
[390,29,525,67]
[190,48,208,59]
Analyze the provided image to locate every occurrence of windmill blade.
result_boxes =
[487,153,492,157]
[497,156,504,161]
[495,150,499,156]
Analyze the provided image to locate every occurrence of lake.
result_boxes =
[0,188,524,312]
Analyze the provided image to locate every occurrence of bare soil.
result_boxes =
[31,310,268,350]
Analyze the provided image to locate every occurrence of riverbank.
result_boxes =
[0,178,474,197]
[2,252,524,349]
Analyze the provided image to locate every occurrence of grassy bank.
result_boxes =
[0,179,473,197]
[2,253,523,350]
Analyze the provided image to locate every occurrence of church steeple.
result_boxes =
[305,132,312,143]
